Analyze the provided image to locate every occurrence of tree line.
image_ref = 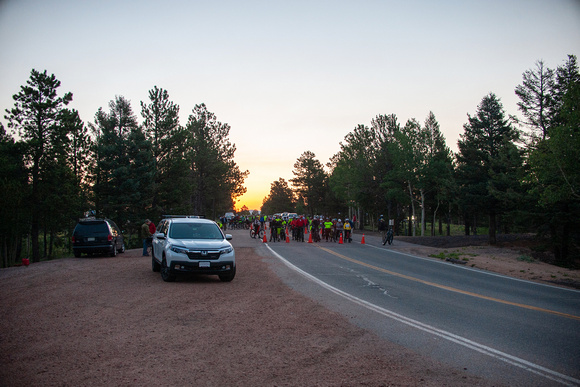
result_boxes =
[261,55,579,267]
[1,75,247,266]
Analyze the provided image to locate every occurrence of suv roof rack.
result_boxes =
[162,215,204,219]
[79,216,101,222]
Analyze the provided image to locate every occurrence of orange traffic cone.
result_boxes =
[262,232,267,243]
[286,233,290,243]
[339,233,343,244]
[361,234,366,244]
[308,232,313,243]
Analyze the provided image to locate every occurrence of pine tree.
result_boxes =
[291,151,328,216]
[140,86,184,216]
[0,124,28,267]
[4,69,72,262]
[456,93,523,244]
[515,60,555,141]
[422,112,454,236]
[91,96,153,231]
[185,104,247,218]
[261,178,294,215]
[528,65,580,265]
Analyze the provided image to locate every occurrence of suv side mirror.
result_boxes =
[225,234,233,241]
[155,232,166,240]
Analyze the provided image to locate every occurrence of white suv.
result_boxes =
[151,216,235,282]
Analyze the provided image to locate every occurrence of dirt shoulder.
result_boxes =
[1,244,499,387]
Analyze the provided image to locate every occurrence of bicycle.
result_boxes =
[382,229,393,245]
[250,226,264,239]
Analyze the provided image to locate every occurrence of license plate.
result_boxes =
[87,237,95,242]
[199,261,210,268]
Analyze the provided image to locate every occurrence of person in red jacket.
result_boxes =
[297,216,305,242]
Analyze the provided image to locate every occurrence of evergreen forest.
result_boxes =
[1,55,578,268]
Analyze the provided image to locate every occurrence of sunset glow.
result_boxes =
[0,1,578,215]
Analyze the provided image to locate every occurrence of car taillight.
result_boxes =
[72,236,76,243]
[108,234,113,241]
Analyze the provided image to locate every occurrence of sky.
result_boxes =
[1,0,579,211]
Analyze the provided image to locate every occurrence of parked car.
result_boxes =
[72,218,125,257]
[152,216,235,282]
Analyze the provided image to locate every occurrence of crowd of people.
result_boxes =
[248,214,356,243]
[139,214,359,255]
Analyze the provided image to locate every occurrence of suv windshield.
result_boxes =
[169,222,224,240]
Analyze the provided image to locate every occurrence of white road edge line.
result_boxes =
[266,244,580,387]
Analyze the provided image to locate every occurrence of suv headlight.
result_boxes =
[170,245,189,255]
[220,246,233,254]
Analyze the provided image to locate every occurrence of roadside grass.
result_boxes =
[517,255,536,263]
[429,249,479,262]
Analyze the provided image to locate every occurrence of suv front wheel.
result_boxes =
[161,258,176,282]
[219,266,236,282]
[152,256,160,272]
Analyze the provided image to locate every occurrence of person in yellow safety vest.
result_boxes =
[344,218,353,243]
[276,216,284,241]
[324,218,333,241]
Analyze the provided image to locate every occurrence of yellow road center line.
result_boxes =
[316,245,580,322]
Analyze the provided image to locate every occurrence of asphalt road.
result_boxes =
[231,228,580,386]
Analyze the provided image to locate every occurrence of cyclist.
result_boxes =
[336,219,343,242]
[252,217,261,238]
[378,215,387,245]
[270,216,279,242]
[311,216,321,242]
[323,217,333,241]
[344,218,353,243]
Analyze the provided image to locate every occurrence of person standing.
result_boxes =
[142,219,152,256]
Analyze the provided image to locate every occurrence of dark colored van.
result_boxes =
[72,218,125,257]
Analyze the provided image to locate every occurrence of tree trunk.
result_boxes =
[420,188,425,237]
[408,182,415,236]
[408,205,413,236]
[488,211,497,245]
[446,206,451,236]
[432,198,440,237]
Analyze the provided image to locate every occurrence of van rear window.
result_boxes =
[74,222,109,235]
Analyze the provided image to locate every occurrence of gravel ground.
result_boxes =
[0,237,502,387]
